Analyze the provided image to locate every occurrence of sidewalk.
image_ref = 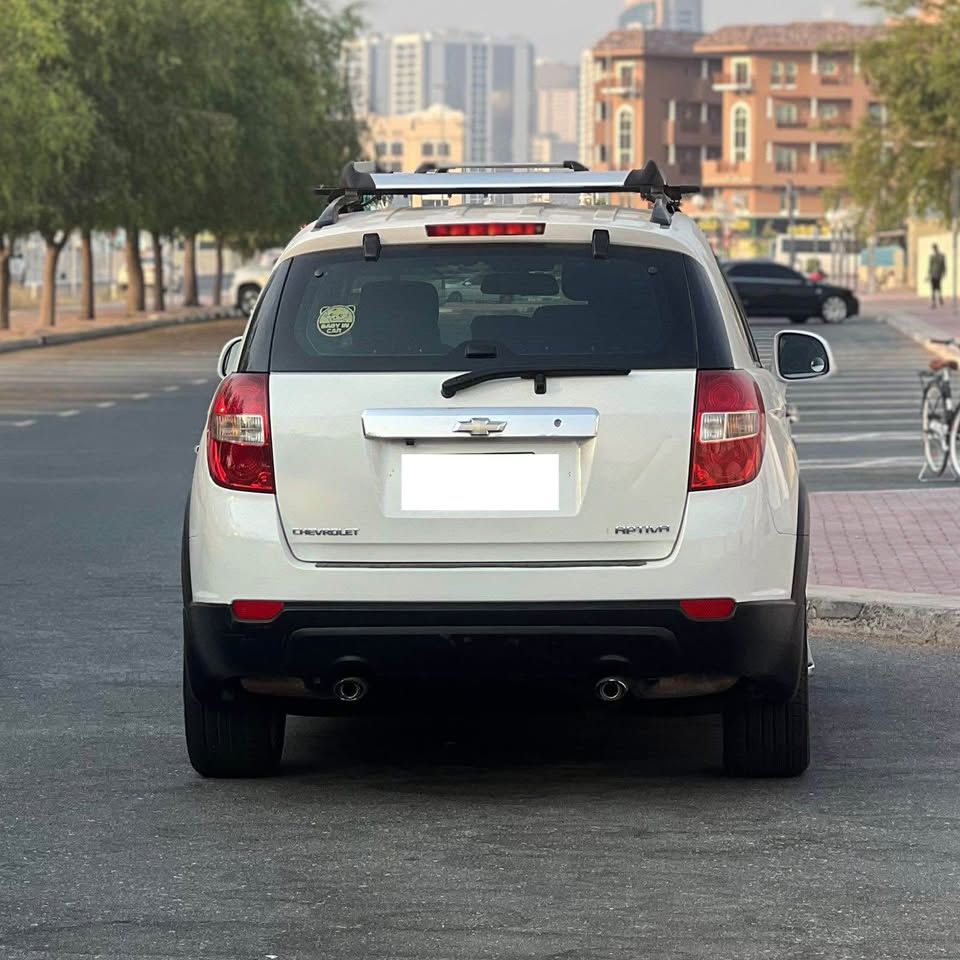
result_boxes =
[861,291,960,345]
[0,302,239,353]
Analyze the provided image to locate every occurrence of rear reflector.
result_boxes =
[232,600,285,622]
[689,370,765,491]
[426,223,546,237]
[680,598,736,621]
[208,373,275,493]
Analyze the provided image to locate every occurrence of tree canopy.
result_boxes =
[0,0,360,325]
[843,0,960,227]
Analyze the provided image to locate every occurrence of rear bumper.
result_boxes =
[184,594,806,707]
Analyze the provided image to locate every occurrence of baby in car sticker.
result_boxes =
[317,304,356,337]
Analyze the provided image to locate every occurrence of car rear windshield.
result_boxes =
[268,243,724,372]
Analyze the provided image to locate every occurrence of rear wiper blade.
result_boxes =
[441,365,631,398]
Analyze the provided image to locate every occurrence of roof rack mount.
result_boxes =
[313,159,699,229]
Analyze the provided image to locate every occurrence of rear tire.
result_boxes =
[922,381,950,476]
[948,406,960,478]
[722,664,809,778]
[238,284,261,316]
[183,662,285,778]
[821,295,848,323]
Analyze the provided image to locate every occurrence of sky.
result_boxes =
[356,0,878,62]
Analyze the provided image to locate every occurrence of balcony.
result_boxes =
[662,118,715,145]
[702,158,753,186]
[819,72,854,86]
[598,82,644,99]
[712,72,752,93]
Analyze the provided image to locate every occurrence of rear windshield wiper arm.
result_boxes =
[441,365,631,398]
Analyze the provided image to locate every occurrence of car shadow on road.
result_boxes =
[279,708,727,786]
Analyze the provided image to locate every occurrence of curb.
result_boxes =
[0,307,242,355]
[808,586,960,646]
[877,310,960,364]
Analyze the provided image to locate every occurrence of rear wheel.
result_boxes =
[722,664,809,777]
[948,406,960,477]
[922,381,950,476]
[821,295,848,323]
[183,662,285,778]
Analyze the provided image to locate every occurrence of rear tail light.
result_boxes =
[680,598,736,621]
[207,373,275,493]
[232,599,285,622]
[426,223,545,237]
[689,370,765,491]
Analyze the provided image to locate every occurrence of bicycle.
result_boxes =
[920,337,960,478]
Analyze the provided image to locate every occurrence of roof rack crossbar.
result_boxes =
[415,160,589,175]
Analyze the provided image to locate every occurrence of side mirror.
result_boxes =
[216,336,243,379]
[773,330,835,382]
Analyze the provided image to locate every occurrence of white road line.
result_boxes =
[793,431,918,443]
[0,419,36,427]
[131,393,151,400]
[96,401,116,408]
[191,378,209,385]
[163,385,180,392]
[798,455,919,470]
[56,409,80,418]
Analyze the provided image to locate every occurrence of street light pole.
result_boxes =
[951,169,959,312]
[787,179,796,269]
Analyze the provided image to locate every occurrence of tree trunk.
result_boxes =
[151,232,165,312]
[183,234,198,306]
[40,232,68,327]
[124,228,145,313]
[212,237,223,307]
[80,229,95,320]
[0,235,10,331]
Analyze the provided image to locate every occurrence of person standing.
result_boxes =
[929,243,947,308]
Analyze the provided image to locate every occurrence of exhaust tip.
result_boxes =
[595,677,630,703]
[333,676,369,703]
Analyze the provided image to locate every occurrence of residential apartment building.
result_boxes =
[620,0,703,32]
[589,29,722,188]
[366,105,466,174]
[344,31,534,164]
[696,22,882,226]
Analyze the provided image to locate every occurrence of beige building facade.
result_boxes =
[366,105,466,174]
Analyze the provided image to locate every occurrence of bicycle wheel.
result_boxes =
[949,409,960,478]
[922,381,950,475]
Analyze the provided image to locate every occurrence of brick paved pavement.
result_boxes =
[810,488,960,596]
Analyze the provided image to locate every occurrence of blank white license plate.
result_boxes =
[401,453,560,512]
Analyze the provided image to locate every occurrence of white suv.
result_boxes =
[183,162,834,779]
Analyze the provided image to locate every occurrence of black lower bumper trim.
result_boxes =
[184,597,805,707]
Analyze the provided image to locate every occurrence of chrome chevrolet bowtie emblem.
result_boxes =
[454,417,507,437]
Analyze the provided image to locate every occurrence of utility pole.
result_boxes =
[952,170,960,312]
[787,180,796,268]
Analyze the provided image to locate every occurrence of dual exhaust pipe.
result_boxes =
[332,674,629,704]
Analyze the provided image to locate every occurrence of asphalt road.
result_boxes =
[1,321,959,957]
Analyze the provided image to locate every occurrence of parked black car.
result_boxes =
[722,260,859,324]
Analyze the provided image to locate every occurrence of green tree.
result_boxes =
[843,0,960,226]
[0,0,93,328]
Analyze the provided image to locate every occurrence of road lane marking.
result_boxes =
[191,378,209,384]
[163,385,180,392]
[57,409,80,417]
[0,419,36,427]
[131,393,151,400]
[793,431,918,443]
[96,401,116,408]
[798,455,919,470]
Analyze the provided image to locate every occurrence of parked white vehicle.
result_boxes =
[227,248,282,315]
[183,161,834,778]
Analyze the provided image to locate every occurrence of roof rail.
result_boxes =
[414,160,589,174]
[313,159,699,228]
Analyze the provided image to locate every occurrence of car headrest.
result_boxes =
[355,281,441,353]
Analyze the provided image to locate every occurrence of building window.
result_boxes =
[616,106,633,168]
[421,142,434,157]
[771,61,782,87]
[820,58,838,76]
[785,62,798,86]
[596,101,608,122]
[733,59,750,86]
[375,141,387,157]
[775,103,799,127]
[868,102,887,124]
[618,62,635,88]
[597,143,608,164]
[820,103,839,121]
[438,141,451,157]
[732,103,750,163]
[390,141,403,157]
[774,146,798,173]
